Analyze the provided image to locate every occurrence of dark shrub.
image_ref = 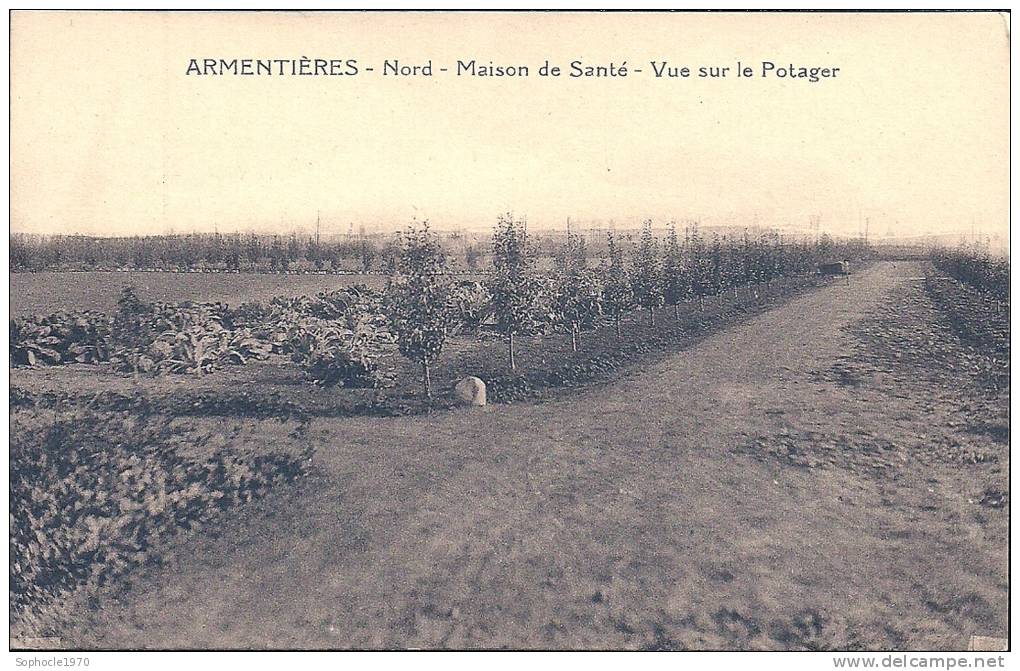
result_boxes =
[9,409,312,620]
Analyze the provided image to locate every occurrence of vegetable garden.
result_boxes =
[11,215,870,400]
[15,225,1013,645]
[8,216,869,630]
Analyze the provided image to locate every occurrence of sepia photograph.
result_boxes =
[6,6,1011,661]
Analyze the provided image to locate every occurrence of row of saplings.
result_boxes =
[10,216,848,398]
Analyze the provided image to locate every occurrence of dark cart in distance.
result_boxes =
[817,260,851,285]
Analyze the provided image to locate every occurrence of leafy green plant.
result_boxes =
[449,281,491,333]
[278,295,393,388]
[293,322,392,388]
[151,322,225,375]
[220,329,272,364]
[109,288,271,375]
[10,311,111,367]
[10,319,62,366]
[10,408,312,621]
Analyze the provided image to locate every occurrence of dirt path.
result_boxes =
[63,262,1007,650]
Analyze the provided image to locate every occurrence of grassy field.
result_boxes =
[14,262,1008,650]
[9,271,389,316]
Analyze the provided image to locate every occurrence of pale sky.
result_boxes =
[10,11,1010,238]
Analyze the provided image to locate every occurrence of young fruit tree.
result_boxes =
[384,222,456,399]
[488,213,546,371]
[661,222,690,322]
[687,225,712,311]
[599,230,634,340]
[553,230,602,352]
[773,233,790,283]
[360,239,377,273]
[760,231,782,290]
[709,233,725,299]
[740,231,759,298]
[722,236,743,297]
[631,220,664,326]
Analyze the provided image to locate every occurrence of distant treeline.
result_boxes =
[10,232,419,273]
[9,229,871,273]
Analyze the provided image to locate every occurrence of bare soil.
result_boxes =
[34,262,1009,650]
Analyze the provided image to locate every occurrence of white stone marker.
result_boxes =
[453,376,486,407]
